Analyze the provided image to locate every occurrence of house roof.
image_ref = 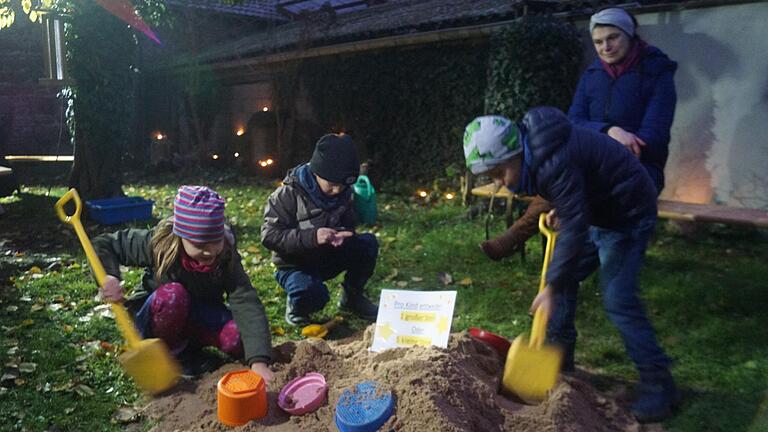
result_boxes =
[162,0,747,70]
[165,0,287,21]
[182,0,529,65]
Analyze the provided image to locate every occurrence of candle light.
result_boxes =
[212,154,219,160]
[235,127,245,136]
[417,190,428,198]
[444,192,455,200]
[234,152,240,158]
[154,133,164,140]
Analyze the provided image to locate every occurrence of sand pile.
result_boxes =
[143,327,645,431]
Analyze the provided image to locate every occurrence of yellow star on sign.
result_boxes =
[436,315,450,334]
[377,323,394,341]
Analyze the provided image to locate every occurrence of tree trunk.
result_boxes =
[69,126,123,201]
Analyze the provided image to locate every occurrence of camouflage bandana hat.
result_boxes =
[462,115,522,175]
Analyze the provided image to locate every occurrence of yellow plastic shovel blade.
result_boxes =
[502,335,562,403]
[119,338,181,395]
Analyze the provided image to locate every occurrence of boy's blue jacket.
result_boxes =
[567,45,677,192]
[522,107,658,292]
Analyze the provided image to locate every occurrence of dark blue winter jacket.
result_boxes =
[521,107,658,292]
[568,45,677,194]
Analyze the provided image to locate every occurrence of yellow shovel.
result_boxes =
[502,213,562,403]
[301,316,343,339]
[55,189,180,394]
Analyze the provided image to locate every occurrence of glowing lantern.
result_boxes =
[235,127,245,136]
[262,106,269,112]
[444,192,455,200]
[212,154,219,160]
[417,190,428,198]
[155,133,164,140]
[234,152,240,158]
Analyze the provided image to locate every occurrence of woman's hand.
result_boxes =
[316,228,354,247]
[99,275,125,303]
[608,126,646,157]
[250,362,273,385]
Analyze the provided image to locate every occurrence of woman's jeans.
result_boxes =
[275,233,379,316]
[547,214,672,372]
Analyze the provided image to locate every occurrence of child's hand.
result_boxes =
[529,285,555,317]
[99,275,125,303]
[317,228,354,247]
[545,209,560,230]
[250,362,273,385]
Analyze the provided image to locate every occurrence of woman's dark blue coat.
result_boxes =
[568,46,677,193]
[521,107,657,292]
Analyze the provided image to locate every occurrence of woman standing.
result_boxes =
[569,7,677,194]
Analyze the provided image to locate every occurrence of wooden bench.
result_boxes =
[657,199,768,229]
[470,183,533,227]
[471,183,768,229]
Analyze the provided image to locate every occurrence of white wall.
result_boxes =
[579,1,768,208]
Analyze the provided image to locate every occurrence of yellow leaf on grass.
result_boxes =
[457,278,473,286]
[271,327,285,336]
[21,319,34,326]
[28,266,42,274]
[246,246,261,254]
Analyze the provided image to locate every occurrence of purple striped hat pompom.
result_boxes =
[172,186,226,243]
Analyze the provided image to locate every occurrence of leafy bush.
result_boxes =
[300,42,489,182]
[484,16,583,121]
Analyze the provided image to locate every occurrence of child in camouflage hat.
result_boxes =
[463,107,679,423]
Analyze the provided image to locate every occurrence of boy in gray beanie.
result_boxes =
[261,134,379,326]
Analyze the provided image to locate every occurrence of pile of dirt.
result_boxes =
[143,327,644,431]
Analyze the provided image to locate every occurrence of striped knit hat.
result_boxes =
[172,186,226,243]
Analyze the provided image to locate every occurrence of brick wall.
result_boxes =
[0,13,70,157]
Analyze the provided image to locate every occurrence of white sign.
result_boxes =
[370,289,457,353]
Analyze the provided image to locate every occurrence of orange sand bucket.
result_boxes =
[217,370,267,426]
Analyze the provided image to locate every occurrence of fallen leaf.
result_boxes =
[31,274,44,279]
[113,406,141,423]
[99,341,114,352]
[457,277,473,286]
[6,347,18,356]
[383,269,399,282]
[21,319,34,327]
[19,363,37,373]
[30,303,45,312]
[5,306,17,313]
[246,246,261,254]
[271,327,286,336]
[19,296,32,302]
[14,378,26,386]
[48,303,63,312]
[73,384,95,397]
[412,245,423,252]
[411,277,423,282]
[63,325,74,333]
[396,281,408,288]
[1,369,19,383]
[436,272,453,285]
[64,407,75,414]
[28,266,42,274]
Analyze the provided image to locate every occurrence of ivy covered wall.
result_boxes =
[298,41,490,182]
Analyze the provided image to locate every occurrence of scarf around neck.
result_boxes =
[295,163,351,211]
[180,248,218,273]
[600,38,647,80]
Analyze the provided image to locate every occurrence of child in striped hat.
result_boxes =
[92,186,273,382]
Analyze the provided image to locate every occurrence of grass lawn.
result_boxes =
[1,172,767,431]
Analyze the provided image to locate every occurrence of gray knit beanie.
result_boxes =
[590,8,635,37]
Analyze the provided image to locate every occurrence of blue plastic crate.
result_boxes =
[86,197,154,225]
